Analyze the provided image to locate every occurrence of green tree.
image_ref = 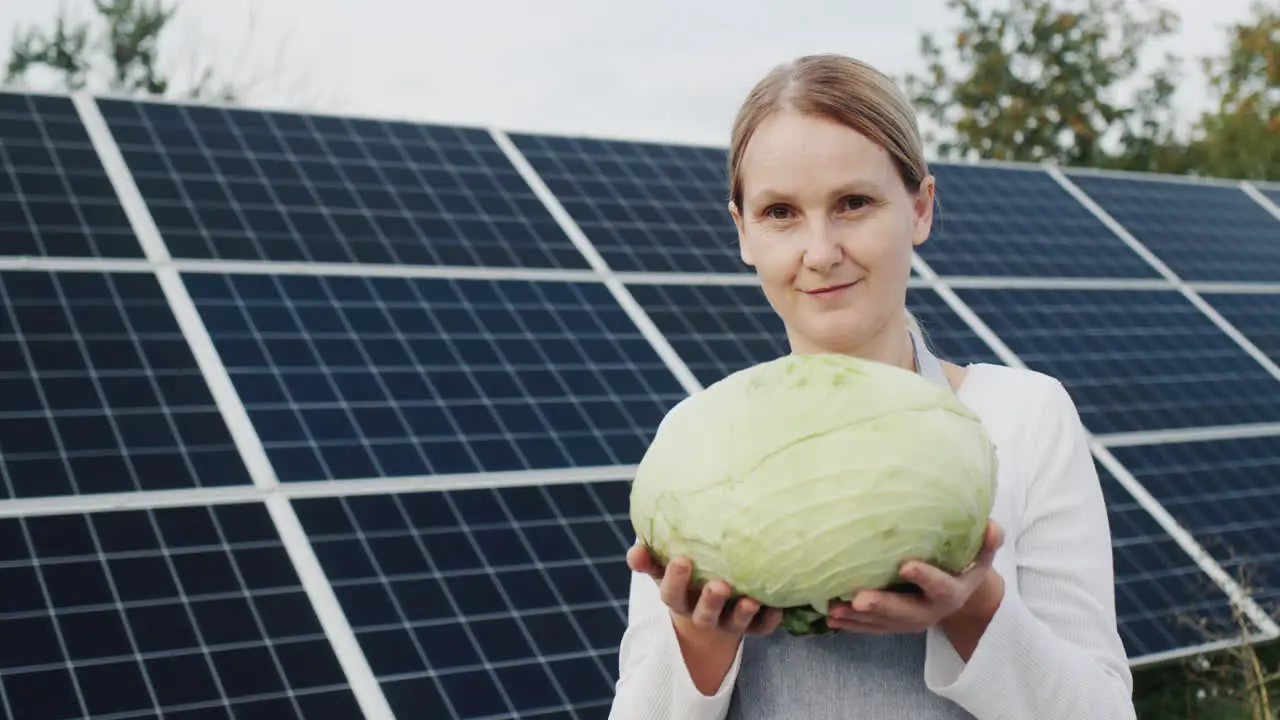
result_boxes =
[902,0,1187,172]
[6,0,240,102]
[1190,0,1280,181]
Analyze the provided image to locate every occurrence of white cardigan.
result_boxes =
[608,363,1136,719]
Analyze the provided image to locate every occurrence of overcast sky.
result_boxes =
[0,0,1264,148]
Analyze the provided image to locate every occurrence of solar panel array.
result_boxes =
[1,89,1278,719]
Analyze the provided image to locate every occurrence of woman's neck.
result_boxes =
[788,320,917,373]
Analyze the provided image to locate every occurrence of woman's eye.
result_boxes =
[765,205,790,219]
[843,196,869,211]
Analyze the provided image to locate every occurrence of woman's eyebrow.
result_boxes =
[748,179,884,206]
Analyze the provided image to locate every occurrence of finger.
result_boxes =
[956,524,1003,574]
[899,562,963,607]
[646,548,668,578]
[828,615,896,635]
[690,580,731,629]
[723,596,762,635]
[987,521,1005,551]
[846,589,932,627]
[659,557,695,614]
[849,589,918,614]
[626,543,660,578]
[748,606,783,635]
[976,523,1003,562]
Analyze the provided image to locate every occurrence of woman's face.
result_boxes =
[730,110,934,357]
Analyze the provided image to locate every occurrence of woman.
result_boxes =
[608,54,1135,719]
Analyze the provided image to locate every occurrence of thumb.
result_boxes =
[627,542,662,579]
[988,521,1005,551]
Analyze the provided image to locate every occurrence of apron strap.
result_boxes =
[909,326,952,393]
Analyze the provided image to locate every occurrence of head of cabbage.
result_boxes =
[629,352,999,636]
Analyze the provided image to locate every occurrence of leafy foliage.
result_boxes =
[902,0,1182,169]
[1191,0,1280,180]
[903,0,1280,181]
[5,0,238,101]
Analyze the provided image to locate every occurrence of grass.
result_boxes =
[1124,538,1280,719]
[1131,570,1278,720]
[1133,638,1278,719]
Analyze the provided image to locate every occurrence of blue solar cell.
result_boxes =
[625,283,1001,386]
[0,503,361,719]
[921,163,1160,278]
[95,99,588,269]
[184,273,686,482]
[1111,436,1280,612]
[509,133,745,274]
[0,92,141,258]
[956,288,1280,435]
[1202,292,1280,367]
[293,480,633,720]
[1094,461,1236,658]
[0,270,251,498]
[1067,173,1280,283]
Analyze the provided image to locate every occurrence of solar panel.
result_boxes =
[0,92,142,259]
[3,86,1277,715]
[922,164,1161,279]
[95,99,589,269]
[956,287,1280,435]
[1201,292,1280,367]
[1096,461,1238,658]
[182,272,686,482]
[292,480,631,719]
[0,269,251,499]
[625,283,1002,386]
[1067,173,1280,283]
[509,133,744,274]
[0,502,361,719]
[1110,437,1280,610]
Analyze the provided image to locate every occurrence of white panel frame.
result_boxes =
[4,256,1280,301]
[0,464,638,520]
[1242,181,1280,222]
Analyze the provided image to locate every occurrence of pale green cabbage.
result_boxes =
[629,353,999,636]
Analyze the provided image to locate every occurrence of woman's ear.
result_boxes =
[729,200,754,266]
[911,175,936,248]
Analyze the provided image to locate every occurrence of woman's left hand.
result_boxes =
[826,521,1005,635]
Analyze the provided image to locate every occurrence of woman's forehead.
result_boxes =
[738,113,897,199]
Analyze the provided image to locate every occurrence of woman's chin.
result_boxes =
[790,320,874,354]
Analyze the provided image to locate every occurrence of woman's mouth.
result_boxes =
[801,281,859,296]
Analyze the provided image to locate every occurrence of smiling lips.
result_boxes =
[802,280,859,296]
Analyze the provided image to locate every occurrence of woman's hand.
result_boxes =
[825,521,1006,637]
[627,542,783,638]
[628,543,782,695]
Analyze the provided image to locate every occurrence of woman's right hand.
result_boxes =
[627,541,783,638]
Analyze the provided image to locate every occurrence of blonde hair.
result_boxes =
[728,53,928,335]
